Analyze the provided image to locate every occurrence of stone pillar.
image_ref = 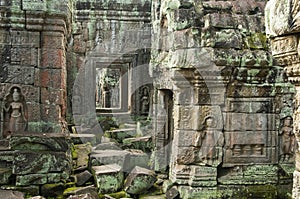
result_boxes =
[265,0,300,198]
[0,0,72,194]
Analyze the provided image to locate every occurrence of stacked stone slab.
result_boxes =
[151,0,295,198]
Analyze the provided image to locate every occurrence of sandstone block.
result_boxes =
[10,135,70,152]
[124,149,150,172]
[104,128,136,143]
[63,185,99,199]
[124,166,156,195]
[73,143,92,170]
[75,170,93,186]
[16,174,48,186]
[90,150,129,170]
[0,168,12,184]
[13,151,71,175]
[92,164,124,194]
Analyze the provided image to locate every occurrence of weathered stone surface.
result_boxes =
[124,149,150,172]
[122,136,152,152]
[75,170,93,186]
[92,164,124,194]
[13,151,71,175]
[41,183,64,197]
[166,187,180,199]
[28,196,46,199]
[188,166,217,187]
[66,194,95,199]
[0,168,12,184]
[9,135,70,151]
[90,150,129,169]
[219,165,278,185]
[73,143,92,170]
[104,128,136,143]
[94,142,122,151]
[124,166,156,195]
[70,133,97,145]
[63,185,99,199]
[1,185,40,197]
[265,0,300,37]
[16,174,48,186]
[0,190,24,199]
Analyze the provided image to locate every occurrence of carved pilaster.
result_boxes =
[266,1,300,197]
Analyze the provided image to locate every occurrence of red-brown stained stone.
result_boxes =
[42,32,65,50]
[41,48,66,69]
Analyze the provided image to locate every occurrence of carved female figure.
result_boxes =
[3,87,27,137]
[280,116,295,162]
[140,86,150,115]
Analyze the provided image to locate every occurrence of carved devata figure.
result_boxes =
[280,116,295,162]
[2,87,27,138]
[194,115,224,166]
[140,86,150,115]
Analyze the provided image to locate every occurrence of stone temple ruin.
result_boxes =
[0,0,299,198]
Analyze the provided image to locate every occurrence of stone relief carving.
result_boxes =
[265,0,300,37]
[195,116,224,166]
[140,86,150,115]
[96,68,120,109]
[2,87,27,137]
[279,116,295,162]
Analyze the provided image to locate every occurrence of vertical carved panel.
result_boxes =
[2,87,27,138]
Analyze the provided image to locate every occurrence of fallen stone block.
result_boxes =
[73,143,92,170]
[123,136,152,152]
[63,185,99,199]
[166,187,180,199]
[75,170,93,186]
[94,142,122,150]
[90,150,129,170]
[1,185,40,196]
[92,164,124,194]
[124,149,150,172]
[41,183,64,197]
[104,128,136,143]
[124,166,156,195]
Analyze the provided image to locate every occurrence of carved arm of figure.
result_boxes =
[2,103,11,112]
[193,130,206,147]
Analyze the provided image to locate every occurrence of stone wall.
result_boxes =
[0,0,72,196]
[68,0,152,130]
[265,0,300,198]
[151,0,295,197]
[0,0,297,198]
